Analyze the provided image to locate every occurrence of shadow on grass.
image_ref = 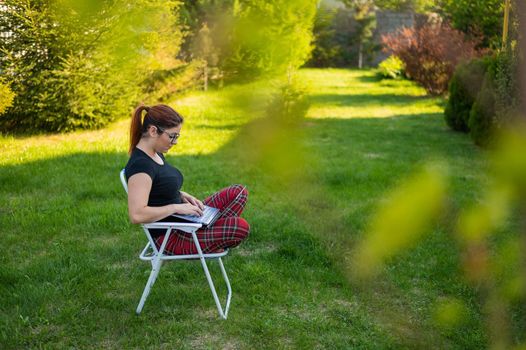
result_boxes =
[193,123,242,131]
[354,73,383,83]
[308,93,439,107]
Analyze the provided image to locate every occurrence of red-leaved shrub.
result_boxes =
[382,22,485,95]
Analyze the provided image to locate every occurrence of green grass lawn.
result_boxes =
[0,68,503,348]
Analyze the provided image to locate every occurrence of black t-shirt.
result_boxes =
[125,148,184,206]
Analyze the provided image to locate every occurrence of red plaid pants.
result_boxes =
[154,184,250,255]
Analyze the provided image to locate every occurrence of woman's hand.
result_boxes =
[175,203,203,217]
[180,191,205,210]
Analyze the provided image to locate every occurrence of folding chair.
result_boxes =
[119,169,232,319]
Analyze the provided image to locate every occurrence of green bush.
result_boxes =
[444,58,488,132]
[493,45,521,128]
[266,82,310,125]
[467,46,520,147]
[468,58,498,146]
[0,79,15,115]
[221,0,318,81]
[378,55,405,79]
[0,0,182,132]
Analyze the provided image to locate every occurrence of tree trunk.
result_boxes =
[358,41,363,69]
[519,0,526,120]
[203,62,208,91]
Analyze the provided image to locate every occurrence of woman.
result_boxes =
[125,104,250,254]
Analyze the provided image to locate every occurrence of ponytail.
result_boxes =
[129,105,148,154]
[128,104,184,154]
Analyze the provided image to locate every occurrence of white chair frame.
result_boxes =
[120,169,232,319]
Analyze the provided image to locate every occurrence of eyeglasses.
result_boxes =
[157,127,180,143]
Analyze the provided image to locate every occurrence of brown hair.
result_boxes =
[129,104,184,154]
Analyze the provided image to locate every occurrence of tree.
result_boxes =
[306,4,341,67]
[193,22,218,91]
[0,79,15,115]
[179,0,318,82]
[221,0,318,81]
[179,0,235,61]
[0,0,182,131]
[374,0,436,12]
[437,0,506,48]
[342,0,376,68]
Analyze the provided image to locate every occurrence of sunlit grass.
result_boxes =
[0,81,273,165]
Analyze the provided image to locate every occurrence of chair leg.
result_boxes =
[218,257,232,318]
[198,256,231,320]
[136,258,163,314]
[137,229,173,314]
[191,232,232,320]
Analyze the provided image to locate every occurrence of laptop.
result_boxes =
[170,205,221,227]
[170,186,246,227]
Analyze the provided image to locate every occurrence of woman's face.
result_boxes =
[154,124,182,153]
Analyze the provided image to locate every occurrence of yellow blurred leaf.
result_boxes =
[457,183,513,243]
[352,162,448,278]
[492,127,526,195]
[432,297,468,329]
